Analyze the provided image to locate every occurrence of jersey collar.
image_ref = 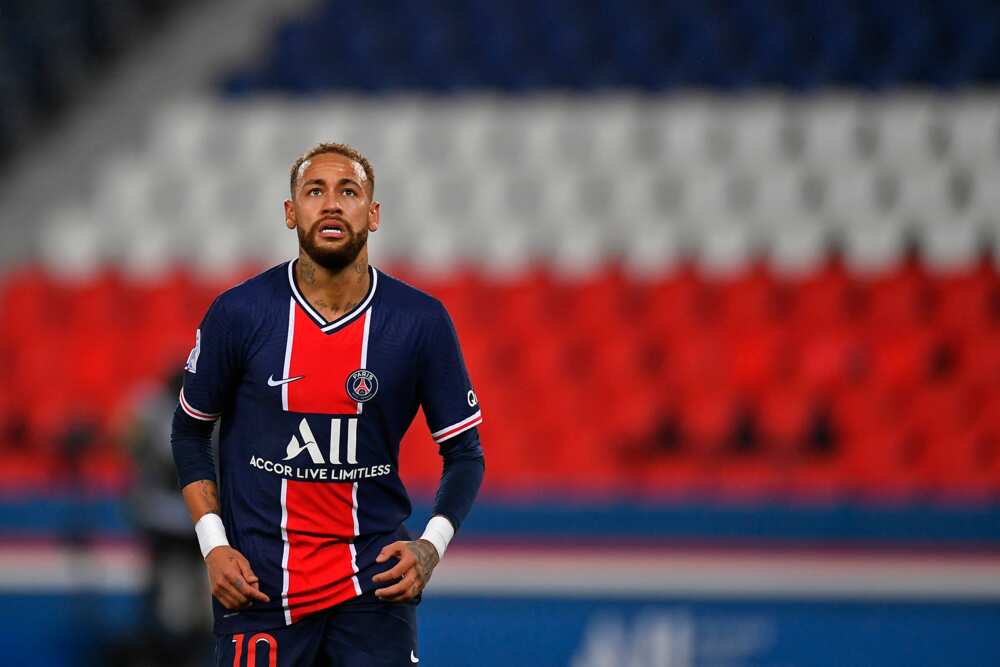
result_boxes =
[287,259,378,334]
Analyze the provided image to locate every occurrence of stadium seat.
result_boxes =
[794,95,864,164]
[920,218,985,274]
[868,94,937,165]
[942,95,1000,165]
[818,164,887,220]
[839,215,909,276]
[890,165,957,225]
[11,0,1000,507]
[722,95,789,166]
[962,164,1000,226]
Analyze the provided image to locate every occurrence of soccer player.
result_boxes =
[171,143,485,666]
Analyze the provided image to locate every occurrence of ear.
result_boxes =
[284,199,296,230]
[368,200,380,232]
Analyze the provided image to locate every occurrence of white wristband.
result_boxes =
[195,513,230,559]
[420,515,455,559]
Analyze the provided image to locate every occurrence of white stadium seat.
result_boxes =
[550,223,607,279]
[839,214,909,275]
[119,224,174,281]
[793,94,865,164]
[622,218,687,279]
[744,165,809,220]
[478,223,534,278]
[694,217,756,278]
[919,217,984,274]
[768,217,829,278]
[28,93,1000,278]
[963,163,1000,227]
[550,97,638,167]
[678,167,736,221]
[659,96,723,165]
[867,93,938,165]
[40,208,103,280]
[148,100,216,168]
[889,165,958,226]
[189,222,248,281]
[722,95,789,166]
[941,94,1000,165]
[816,163,887,220]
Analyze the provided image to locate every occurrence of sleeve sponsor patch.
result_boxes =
[184,328,202,374]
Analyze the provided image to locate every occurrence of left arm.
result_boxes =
[374,303,485,601]
[373,428,485,601]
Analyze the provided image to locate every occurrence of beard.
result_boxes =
[297,222,368,272]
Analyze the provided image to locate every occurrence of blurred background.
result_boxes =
[2,1,1000,665]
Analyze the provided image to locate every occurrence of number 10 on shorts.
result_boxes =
[231,632,277,667]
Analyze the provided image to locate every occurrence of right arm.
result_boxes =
[171,297,268,610]
[172,407,270,610]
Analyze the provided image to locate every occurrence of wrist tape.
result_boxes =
[195,513,230,558]
[420,515,455,559]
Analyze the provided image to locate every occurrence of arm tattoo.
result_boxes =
[198,480,221,514]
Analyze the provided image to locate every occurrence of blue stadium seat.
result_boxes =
[222,0,1000,94]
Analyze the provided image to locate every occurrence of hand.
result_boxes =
[372,539,440,602]
[205,545,271,610]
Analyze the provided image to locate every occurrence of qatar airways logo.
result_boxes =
[248,417,392,481]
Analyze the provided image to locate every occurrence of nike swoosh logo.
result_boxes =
[410,651,419,663]
[268,374,305,387]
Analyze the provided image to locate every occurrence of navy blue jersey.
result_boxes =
[179,261,482,634]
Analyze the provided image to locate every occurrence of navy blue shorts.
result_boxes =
[216,593,419,666]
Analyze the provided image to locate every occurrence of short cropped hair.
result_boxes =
[289,142,375,199]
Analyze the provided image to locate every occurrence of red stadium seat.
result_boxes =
[703,263,779,332]
[711,456,781,501]
[680,387,737,456]
[954,326,1000,393]
[930,263,998,338]
[641,267,705,340]
[726,328,789,392]
[784,260,855,332]
[757,386,813,456]
[862,328,937,390]
[840,430,915,499]
[792,323,863,394]
[1,258,998,503]
[858,261,930,330]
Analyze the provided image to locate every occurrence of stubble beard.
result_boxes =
[298,223,368,272]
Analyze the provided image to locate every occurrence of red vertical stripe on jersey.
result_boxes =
[282,306,368,623]
[283,481,358,621]
[285,306,366,413]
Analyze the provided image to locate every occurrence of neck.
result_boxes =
[294,248,371,318]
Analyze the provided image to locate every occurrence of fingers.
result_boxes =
[375,568,421,602]
[237,556,271,602]
[376,541,406,564]
[213,571,254,609]
[371,552,413,584]
[211,558,270,609]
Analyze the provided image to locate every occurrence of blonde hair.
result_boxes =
[289,142,375,198]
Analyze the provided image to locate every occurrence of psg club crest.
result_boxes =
[346,369,378,402]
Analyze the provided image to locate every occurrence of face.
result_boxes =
[284,152,379,272]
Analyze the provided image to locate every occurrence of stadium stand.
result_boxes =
[0,0,197,158]
[2,93,998,502]
[4,0,1000,506]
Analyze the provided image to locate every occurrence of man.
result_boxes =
[171,143,485,666]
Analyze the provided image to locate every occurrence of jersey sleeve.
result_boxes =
[178,296,242,422]
[418,304,483,446]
